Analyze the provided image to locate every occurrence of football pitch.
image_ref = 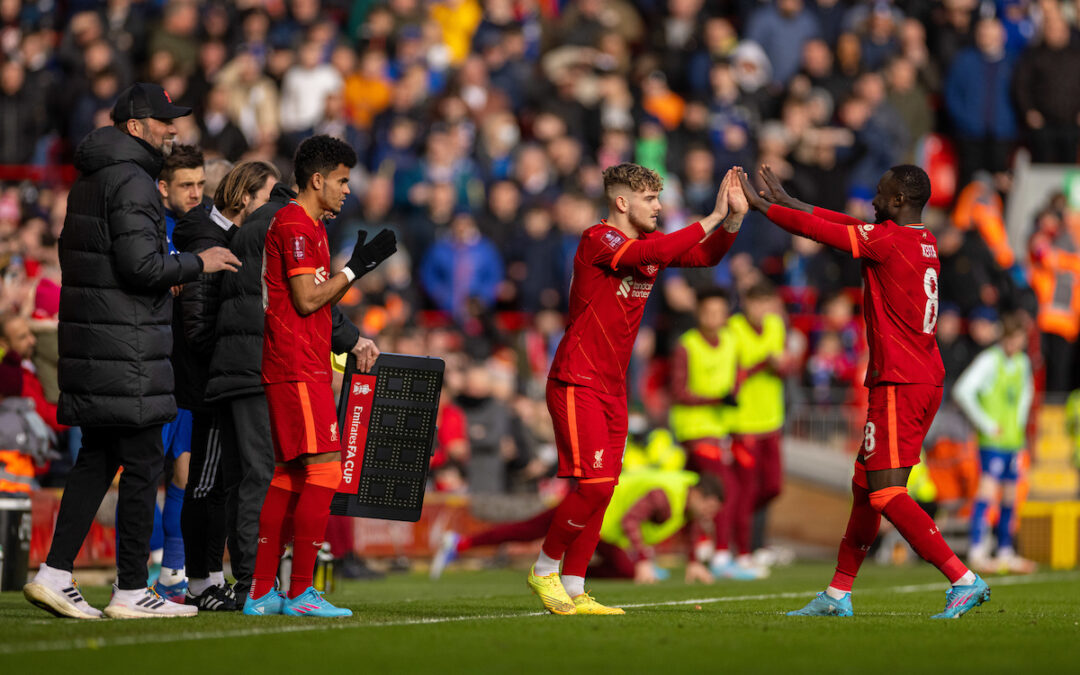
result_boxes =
[2,563,1076,674]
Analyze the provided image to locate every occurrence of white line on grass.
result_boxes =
[2,571,1073,656]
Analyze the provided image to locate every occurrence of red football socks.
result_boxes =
[830,482,882,592]
[287,461,341,599]
[881,491,968,584]
[561,493,611,578]
[539,480,616,563]
[250,480,300,599]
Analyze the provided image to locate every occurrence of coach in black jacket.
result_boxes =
[206,183,366,596]
[26,83,240,620]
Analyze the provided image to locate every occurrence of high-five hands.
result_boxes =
[346,229,397,279]
[727,166,749,216]
[736,169,771,213]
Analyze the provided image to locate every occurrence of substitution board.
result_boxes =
[331,352,444,522]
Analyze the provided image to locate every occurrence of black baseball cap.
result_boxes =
[111,82,192,123]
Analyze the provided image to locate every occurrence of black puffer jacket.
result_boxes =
[58,126,204,427]
[172,197,235,411]
[205,185,360,402]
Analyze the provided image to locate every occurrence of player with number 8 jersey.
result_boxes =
[738,164,989,620]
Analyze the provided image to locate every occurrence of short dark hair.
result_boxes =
[160,144,204,184]
[697,287,730,305]
[293,135,357,191]
[889,164,931,210]
[744,280,777,301]
[693,471,725,502]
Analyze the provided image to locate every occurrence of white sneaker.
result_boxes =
[23,564,103,619]
[104,585,198,619]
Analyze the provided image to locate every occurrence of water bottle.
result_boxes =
[276,544,293,595]
[313,542,334,593]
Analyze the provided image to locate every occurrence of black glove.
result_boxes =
[345,228,397,278]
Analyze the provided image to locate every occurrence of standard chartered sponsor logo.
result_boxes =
[616,276,653,299]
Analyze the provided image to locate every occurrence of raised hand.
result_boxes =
[346,228,397,278]
[727,167,749,216]
[712,168,733,221]
[759,164,793,206]
[737,170,770,213]
[760,164,813,212]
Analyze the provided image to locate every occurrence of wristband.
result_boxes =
[342,267,356,283]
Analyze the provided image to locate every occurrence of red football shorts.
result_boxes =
[857,383,943,476]
[546,379,627,481]
[265,380,340,462]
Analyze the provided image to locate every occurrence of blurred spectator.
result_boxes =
[745,0,823,87]
[420,210,503,322]
[937,302,976,392]
[944,17,1018,185]
[1012,12,1080,164]
[0,60,42,164]
[199,85,249,162]
[507,205,564,313]
[457,361,514,493]
[279,40,344,139]
[805,330,855,404]
[884,56,933,162]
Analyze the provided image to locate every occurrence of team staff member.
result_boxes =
[243,135,395,618]
[669,289,758,580]
[207,169,370,601]
[24,83,240,620]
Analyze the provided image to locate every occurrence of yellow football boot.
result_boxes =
[572,592,625,615]
[527,565,576,615]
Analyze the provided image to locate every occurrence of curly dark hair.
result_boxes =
[889,164,932,210]
[293,135,357,191]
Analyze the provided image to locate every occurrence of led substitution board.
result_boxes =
[331,352,444,522]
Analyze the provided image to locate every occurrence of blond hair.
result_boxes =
[602,163,663,201]
[214,161,280,216]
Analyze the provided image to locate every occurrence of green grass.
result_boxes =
[2,563,1077,674]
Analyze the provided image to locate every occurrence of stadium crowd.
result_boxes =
[0,0,1078,506]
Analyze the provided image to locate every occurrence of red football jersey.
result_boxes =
[261,201,333,384]
[766,205,945,387]
[548,220,737,395]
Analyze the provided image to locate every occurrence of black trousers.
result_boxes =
[46,424,163,590]
[1044,332,1077,395]
[1027,125,1080,165]
[223,393,275,590]
[181,410,235,579]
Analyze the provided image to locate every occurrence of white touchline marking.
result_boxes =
[2,572,1073,655]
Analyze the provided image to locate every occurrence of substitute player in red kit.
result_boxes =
[243,135,396,618]
[528,163,748,615]
[738,165,990,619]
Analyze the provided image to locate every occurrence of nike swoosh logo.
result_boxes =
[567,520,587,528]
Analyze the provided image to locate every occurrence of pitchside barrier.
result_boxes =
[331,352,444,522]
[1017,501,1080,569]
